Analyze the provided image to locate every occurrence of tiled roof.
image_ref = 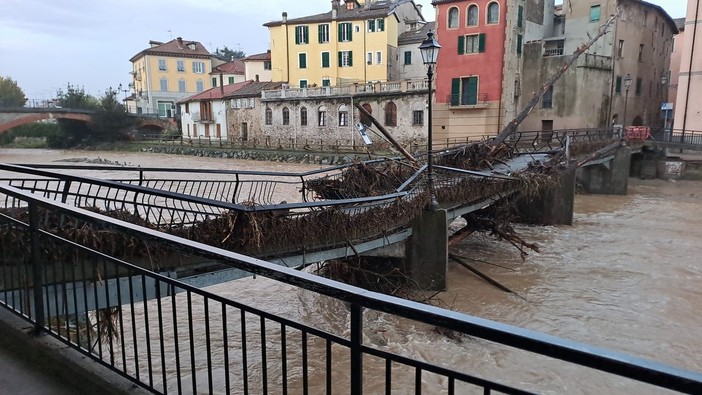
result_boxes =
[225,81,282,98]
[178,81,252,103]
[398,21,435,45]
[130,38,210,62]
[242,51,272,62]
[210,59,245,75]
[263,0,408,27]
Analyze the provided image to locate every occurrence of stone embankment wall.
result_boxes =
[142,145,366,165]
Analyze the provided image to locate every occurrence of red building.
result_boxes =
[432,0,541,141]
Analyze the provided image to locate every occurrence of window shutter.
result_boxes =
[338,51,343,67]
[478,33,486,53]
[458,36,465,55]
[338,24,343,40]
[303,26,309,43]
[322,52,329,67]
[348,51,353,66]
[518,6,523,28]
[347,23,353,41]
[368,19,375,32]
[378,19,385,31]
[295,27,300,44]
[467,77,478,105]
[451,78,460,106]
[517,34,523,55]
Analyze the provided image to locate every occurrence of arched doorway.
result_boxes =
[360,103,373,126]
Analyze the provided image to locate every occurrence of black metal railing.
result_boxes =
[650,128,702,146]
[506,128,619,153]
[0,184,701,394]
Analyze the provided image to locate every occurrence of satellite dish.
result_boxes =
[355,123,373,145]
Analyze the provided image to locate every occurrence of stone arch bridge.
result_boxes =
[0,107,175,133]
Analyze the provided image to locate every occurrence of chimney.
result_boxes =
[332,0,340,10]
[332,8,337,18]
[282,12,288,22]
[417,4,422,14]
[176,37,183,48]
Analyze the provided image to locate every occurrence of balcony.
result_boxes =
[544,47,565,57]
[447,93,490,109]
[190,112,214,123]
[261,79,429,100]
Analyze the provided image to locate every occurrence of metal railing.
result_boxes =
[650,128,702,146]
[507,128,619,153]
[0,184,701,394]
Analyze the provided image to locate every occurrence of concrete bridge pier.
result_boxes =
[404,209,448,291]
[576,145,632,195]
[516,167,576,226]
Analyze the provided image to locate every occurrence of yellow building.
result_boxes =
[264,0,426,87]
[129,37,213,116]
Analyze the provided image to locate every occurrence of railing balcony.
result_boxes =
[261,79,429,100]
[543,47,565,57]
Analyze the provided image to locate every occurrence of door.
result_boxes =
[541,120,554,143]
[241,123,248,141]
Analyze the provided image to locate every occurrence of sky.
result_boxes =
[0,0,689,102]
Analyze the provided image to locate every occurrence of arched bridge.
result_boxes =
[0,107,175,133]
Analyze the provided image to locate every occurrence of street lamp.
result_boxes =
[419,31,441,211]
[118,83,130,112]
[623,73,633,128]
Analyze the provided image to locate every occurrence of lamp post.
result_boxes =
[419,31,441,211]
[623,73,633,129]
[661,75,669,140]
[118,83,130,113]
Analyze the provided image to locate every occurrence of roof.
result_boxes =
[398,21,434,45]
[224,81,282,98]
[634,0,679,34]
[130,38,211,62]
[263,0,415,27]
[675,17,686,31]
[210,59,245,75]
[178,81,252,103]
[241,51,272,62]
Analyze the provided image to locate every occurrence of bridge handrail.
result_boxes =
[1,183,700,394]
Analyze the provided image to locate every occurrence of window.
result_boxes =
[321,51,330,68]
[299,53,307,69]
[159,78,168,92]
[318,106,327,126]
[318,24,330,43]
[366,52,373,65]
[542,86,553,108]
[295,26,309,44]
[517,34,523,55]
[178,80,186,93]
[450,76,479,106]
[448,7,459,28]
[196,80,204,92]
[300,80,308,88]
[228,77,235,84]
[263,61,272,70]
[458,34,486,54]
[384,102,397,126]
[282,107,290,125]
[339,51,353,67]
[467,5,479,26]
[404,51,412,65]
[517,5,523,28]
[339,23,353,42]
[300,107,308,126]
[265,107,272,125]
[412,110,424,126]
[360,103,373,126]
[158,59,167,71]
[618,40,624,58]
[322,78,331,87]
[615,76,622,94]
[487,2,499,24]
[368,18,385,32]
[338,105,349,126]
[638,44,644,62]
[635,78,642,96]
[368,19,375,32]
[193,61,205,73]
[157,101,174,117]
[377,19,385,31]
[376,51,382,64]
[590,5,601,22]
[177,60,185,72]
[212,77,218,87]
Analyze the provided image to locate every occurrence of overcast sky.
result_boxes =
[0,0,689,102]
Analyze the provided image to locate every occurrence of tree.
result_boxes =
[213,46,246,61]
[90,87,136,142]
[55,83,98,109]
[0,76,27,108]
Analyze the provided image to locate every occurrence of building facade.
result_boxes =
[665,18,686,131]
[129,38,214,117]
[241,51,274,82]
[674,0,702,134]
[210,59,246,88]
[225,81,282,142]
[397,22,435,81]
[264,0,426,88]
[520,0,677,131]
[179,81,251,139]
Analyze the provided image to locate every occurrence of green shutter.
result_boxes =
[338,51,343,67]
[295,27,300,44]
[300,53,307,68]
[338,24,343,41]
[318,25,324,43]
[517,34,523,55]
[478,33,486,53]
[348,51,353,66]
[378,19,385,31]
[451,78,460,106]
[322,52,329,67]
[467,76,478,105]
[368,19,375,32]
[347,23,353,42]
[518,6,523,28]
[458,35,465,55]
[304,26,309,43]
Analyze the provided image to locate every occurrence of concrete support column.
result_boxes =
[404,209,448,291]
[576,145,631,195]
[516,167,576,226]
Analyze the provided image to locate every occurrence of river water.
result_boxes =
[1,148,701,394]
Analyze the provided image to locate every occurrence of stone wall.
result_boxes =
[142,145,363,165]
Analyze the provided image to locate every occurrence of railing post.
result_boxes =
[28,203,45,333]
[350,303,363,395]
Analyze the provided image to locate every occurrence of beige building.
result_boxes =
[520,0,677,131]
[674,0,702,134]
[210,59,246,88]
[241,51,274,82]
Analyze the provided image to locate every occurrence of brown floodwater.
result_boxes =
[1,148,701,394]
